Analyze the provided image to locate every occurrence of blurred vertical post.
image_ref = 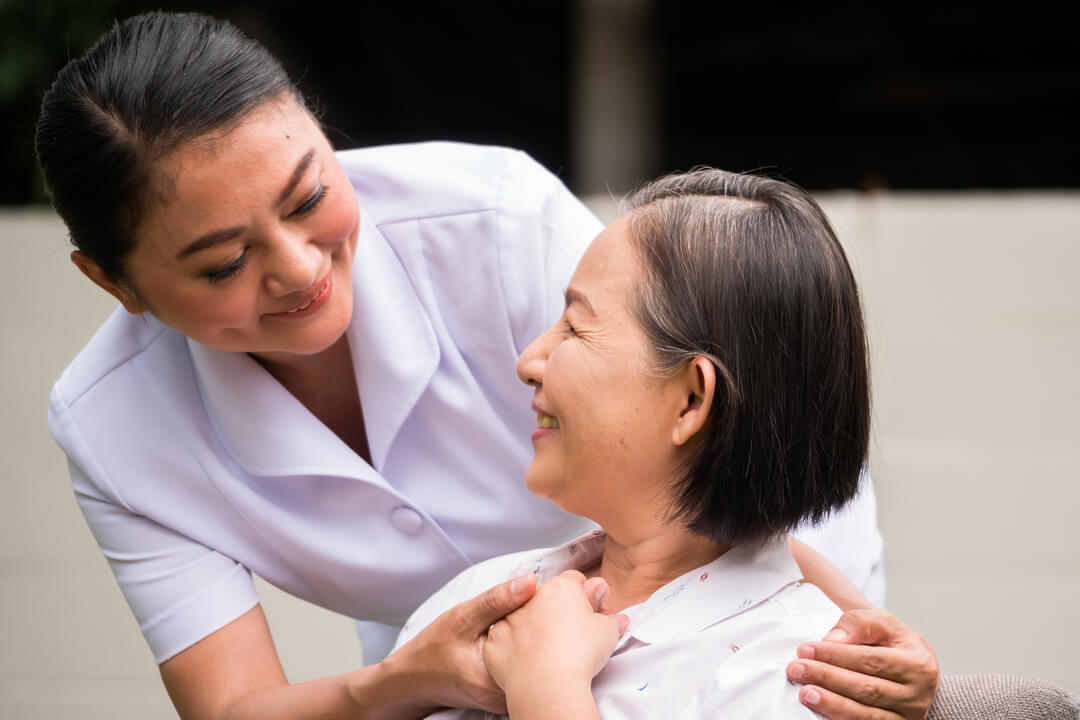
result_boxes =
[573,0,659,197]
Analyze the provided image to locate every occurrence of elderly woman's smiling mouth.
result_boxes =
[532,402,560,439]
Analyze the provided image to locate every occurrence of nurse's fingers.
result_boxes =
[795,642,933,685]
[786,656,932,720]
[824,608,934,654]
[794,684,905,720]
[461,572,538,635]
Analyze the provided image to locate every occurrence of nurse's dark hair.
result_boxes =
[35,11,305,281]
[623,169,870,546]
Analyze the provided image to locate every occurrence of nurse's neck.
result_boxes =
[252,336,372,463]
[586,521,729,613]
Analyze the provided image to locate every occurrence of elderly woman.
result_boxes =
[392,169,921,718]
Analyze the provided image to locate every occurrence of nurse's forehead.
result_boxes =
[154,98,320,190]
[169,148,317,261]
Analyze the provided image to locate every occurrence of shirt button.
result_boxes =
[391,505,423,534]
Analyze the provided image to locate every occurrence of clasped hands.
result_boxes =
[387,571,938,719]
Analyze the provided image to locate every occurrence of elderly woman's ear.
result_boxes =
[671,356,715,447]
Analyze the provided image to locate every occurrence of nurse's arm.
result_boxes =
[788,536,871,611]
[160,574,538,720]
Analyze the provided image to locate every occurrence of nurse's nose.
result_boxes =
[264,228,321,297]
[516,323,555,387]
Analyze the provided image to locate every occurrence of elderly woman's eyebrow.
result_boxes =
[564,287,596,315]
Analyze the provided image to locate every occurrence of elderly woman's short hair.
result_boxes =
[623,169,870,546]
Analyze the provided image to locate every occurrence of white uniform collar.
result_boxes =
[511,531,802,646]
[345,208,440,470]
[188,209,439,478]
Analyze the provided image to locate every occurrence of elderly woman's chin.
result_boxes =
[523,462,559,501]
[525,466,604,526]
[524,463,577,512]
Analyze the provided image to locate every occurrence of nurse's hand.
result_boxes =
[483,570,628,718]
[785,608,939,720]
[377,572,540,715]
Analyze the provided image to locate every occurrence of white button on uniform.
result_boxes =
[391,505,423,534]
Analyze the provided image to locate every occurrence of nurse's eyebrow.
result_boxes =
[177,227,244,260]
[277,149,316,204]
[565,288,596,315]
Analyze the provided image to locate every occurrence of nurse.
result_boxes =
[37,11,936,720]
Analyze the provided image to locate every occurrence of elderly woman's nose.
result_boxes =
[264,229,322,296]
[516,328,553,387]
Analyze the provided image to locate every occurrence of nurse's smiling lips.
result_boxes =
[267,271,334,319]
[532,402,559,442]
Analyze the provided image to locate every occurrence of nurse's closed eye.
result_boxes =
[293,184,328,217]
[206,248,250,283]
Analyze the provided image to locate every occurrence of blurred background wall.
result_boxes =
[2,1,1078,717]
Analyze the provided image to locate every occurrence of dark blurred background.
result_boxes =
[3,0,1078,206]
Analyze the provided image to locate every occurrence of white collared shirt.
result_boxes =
[395,531,841,719]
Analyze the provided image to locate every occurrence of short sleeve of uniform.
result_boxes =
[49,377,259,664]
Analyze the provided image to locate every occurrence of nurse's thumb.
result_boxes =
[468,572,537,632]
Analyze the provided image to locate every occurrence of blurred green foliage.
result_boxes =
[0,0,176,204]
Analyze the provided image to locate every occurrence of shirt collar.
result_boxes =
[345,208,439,470]
[507,531,801,647]
[623,538,802,645]
[188,208,439,478]
[508,527,607,583]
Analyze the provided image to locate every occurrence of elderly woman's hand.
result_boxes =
[785,608,940,720]
[483,570,628,717]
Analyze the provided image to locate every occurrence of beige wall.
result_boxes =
[2,195,1077,717]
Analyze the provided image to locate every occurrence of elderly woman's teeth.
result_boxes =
[535,413,559,429]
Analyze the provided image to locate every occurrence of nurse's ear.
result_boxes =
[71,250,147,315]
[671,356,716,447]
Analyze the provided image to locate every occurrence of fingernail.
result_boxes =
[824,628,848,642]
[796,644,815,659]
[803,688,821,706]
[596,586,610,607]
[511,574,533,595]
[789,662,806,680]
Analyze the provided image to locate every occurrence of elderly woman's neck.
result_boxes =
[590,526,729,613]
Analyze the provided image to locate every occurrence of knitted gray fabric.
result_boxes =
[928,675,1080,720]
